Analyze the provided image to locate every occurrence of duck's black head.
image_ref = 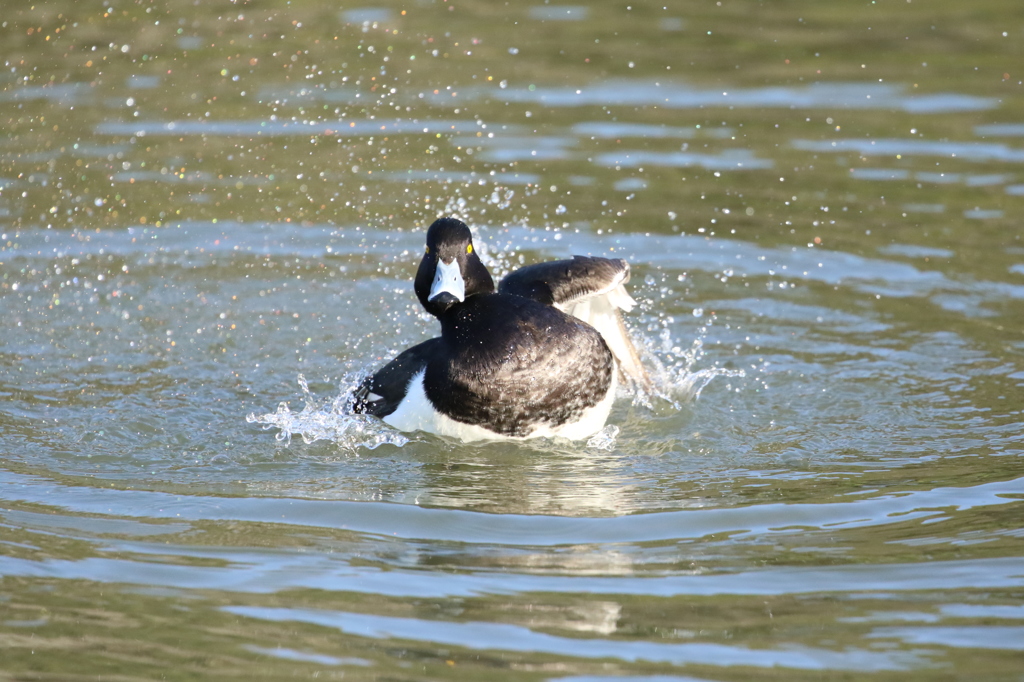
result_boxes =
[414,217,495,317]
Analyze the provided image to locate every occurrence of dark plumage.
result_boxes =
[353,217,645,441]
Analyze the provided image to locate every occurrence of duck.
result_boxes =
[352,217,648,441]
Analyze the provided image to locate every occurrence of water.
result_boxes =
[2,1,1023,679]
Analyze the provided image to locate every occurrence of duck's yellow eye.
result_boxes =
[425,245,430,254]
[466,244,473,254]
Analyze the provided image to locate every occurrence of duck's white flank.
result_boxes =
[383,368,617,442]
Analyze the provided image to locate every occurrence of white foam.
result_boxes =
[247,374,409,449]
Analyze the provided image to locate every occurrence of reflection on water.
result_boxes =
[2,0,1024,679]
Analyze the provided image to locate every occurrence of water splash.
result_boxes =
[246,374,409,450]
[249,322,741,448]
[586,424,620,450]
[248,266,747,450]
[629,311,747,410]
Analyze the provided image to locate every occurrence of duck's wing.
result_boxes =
[499,256,632,308]
[500,256,650,391]
[353,338,443,417]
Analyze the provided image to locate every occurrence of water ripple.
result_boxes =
[595,149,773,170]
[1,471,1020,545]
[96,118,488,138]
[471,80,993,113]
[223,606,930,670]
[793,138,1024,163]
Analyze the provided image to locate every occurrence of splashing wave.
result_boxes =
[631,312,747,410]
[248,320,743,449]
[246,374,409,450]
